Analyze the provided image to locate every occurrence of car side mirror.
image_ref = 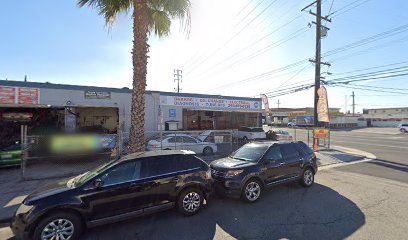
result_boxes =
[93,179,104,189]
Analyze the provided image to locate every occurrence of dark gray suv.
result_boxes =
[210,141,317,202]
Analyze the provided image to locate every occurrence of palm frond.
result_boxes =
[78,0,132,27]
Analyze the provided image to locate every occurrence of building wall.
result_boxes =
[1,81,262,133]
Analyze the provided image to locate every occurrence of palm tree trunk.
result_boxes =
[129,0,149,153]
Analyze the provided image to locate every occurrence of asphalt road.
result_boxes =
[283,127,408,184]
[2,166,407,240]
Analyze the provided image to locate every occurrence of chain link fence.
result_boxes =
[119,130,241,161]
[21,134,117,180]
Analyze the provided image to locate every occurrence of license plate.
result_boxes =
[1,154,12,159]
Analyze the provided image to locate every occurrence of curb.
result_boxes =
[330,145,377,160]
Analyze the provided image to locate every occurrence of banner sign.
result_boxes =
[0,86,16,104]
[84,91,111,99]
[261,94,270,113]
[18,87,40,104]
[160,96,261,111]
[317,86,330,122]
[314,129,329,139]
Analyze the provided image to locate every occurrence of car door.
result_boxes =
[80,160,146,221]
[280,143,303,178]
[261,145,286,184]
[140,155,180,207]
[182,136,202,153]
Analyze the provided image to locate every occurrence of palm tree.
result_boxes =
[78,0,191,152]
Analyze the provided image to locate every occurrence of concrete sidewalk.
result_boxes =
[0,147,370,225]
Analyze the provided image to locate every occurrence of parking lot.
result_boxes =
[1,164,407,240]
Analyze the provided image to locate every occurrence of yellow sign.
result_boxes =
[51,135,97,153]
[314,129,329,139]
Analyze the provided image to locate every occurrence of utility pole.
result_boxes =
[345,95,347,114]
[351,91,355,116]
[277,99,280,109]
[302,0,331,127]
[174,69,182,93]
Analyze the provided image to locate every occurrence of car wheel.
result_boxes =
[241,179,262,203]
[203,146,213,155]
[177,188,204,216]
[300,168,315,187]
[33,211,83,240]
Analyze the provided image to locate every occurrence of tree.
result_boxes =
[78,0,191,152]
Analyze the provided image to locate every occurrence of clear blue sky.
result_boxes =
[0,0,407,112]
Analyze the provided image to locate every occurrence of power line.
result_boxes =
[185,0,280,73]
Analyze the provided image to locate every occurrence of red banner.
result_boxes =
[18,87,40,104]
[0,86,16,104]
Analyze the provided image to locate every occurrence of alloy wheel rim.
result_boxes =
[183,192,201,212]
[204,147,212,154]
[245,182,260,201]
[304,170,314,185]
[41,218,74,240]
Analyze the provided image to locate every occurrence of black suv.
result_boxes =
[210,141,317,202]
[11,150,211,240]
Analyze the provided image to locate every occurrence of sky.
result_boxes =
[0,0,407,113]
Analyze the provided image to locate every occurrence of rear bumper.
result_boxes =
[10,215,30,240]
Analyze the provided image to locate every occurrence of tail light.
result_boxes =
[205,169,212,180]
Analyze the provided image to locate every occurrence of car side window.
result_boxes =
[100,161,141,186]
[264,146,283,161]
[280,143,300,159]
[167,137,176,143]
[142,156,177,178]
[182,136,197,143]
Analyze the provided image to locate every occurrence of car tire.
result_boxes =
[300,168,315,187]
[241,179,262,203]
[32,211,83,240]
[203,146,213,155]
[177,188,204,216]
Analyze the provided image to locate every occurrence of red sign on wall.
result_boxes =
[0,86,16,104]
[18,87,40,104]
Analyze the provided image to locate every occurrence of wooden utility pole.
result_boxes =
[174,69,182,93]
[302,0,331,127]
[352,91,355,116]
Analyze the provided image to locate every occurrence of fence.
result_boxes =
[21,134,117,180]
[279,126,331,151]
[120,130,239,159]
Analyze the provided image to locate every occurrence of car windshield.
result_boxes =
[71,160,116,187]
[230,144,269,162]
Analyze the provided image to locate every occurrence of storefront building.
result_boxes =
[0,80,262,139]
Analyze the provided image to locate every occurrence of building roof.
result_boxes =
[0,80,260,102]
[366,107,408,111]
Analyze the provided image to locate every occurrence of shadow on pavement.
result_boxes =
[368,159,408,173]
[79,183,365,240]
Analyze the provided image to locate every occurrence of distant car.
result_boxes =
[274,130,293,141]
[0,143,21,168]
[11,150,212,240]
[147,134,217,155]
[399,123,408,133]
[234,127,266,143]
[210,141,317,202]
[197,130,232,143]
[287,121,296,128]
